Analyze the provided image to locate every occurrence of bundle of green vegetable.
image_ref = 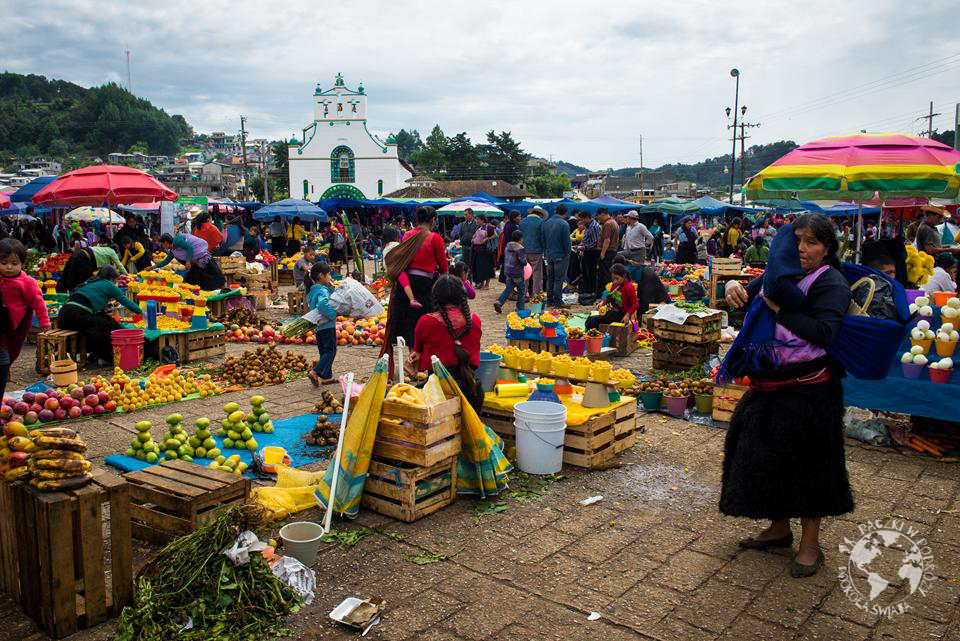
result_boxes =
[117,507,301,641]
[674,301,708,312]
[281,316,314,338]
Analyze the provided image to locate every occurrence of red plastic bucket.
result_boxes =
[929,367,952,384]
[586,336,604,353]
[112,329,145,371]
[568,337,586,356]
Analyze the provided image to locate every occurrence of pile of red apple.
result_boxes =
[225,324,315,345]
[0,384,116,426]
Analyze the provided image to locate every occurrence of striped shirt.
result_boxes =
[582,220,601,250]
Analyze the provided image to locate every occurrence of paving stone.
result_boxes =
[714,615,795,641]
[818,585,880,627]
[714,550,790,589]
[564,527,638,564]
[931,514,960,548]
[629,524,700,562]
[576,549,660,598]
[649,549,727,592]
[604,583,682,631]
[646,616,719,641]
[672,578,756,633]
[373,589,465,641]
[793,612,870,641]
[501,526,577,564]
[550,506,621,535]
[489,505,561,539]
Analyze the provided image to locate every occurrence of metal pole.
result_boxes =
[954,103,960,151]
[728,70,740,204]
[323,372,353,533]
[240,115,248,200]
[855,198,863,264]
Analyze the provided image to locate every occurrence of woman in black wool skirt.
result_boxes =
[720,213,854,578]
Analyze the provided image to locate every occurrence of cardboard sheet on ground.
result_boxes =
[483,389,635,425]
[104,413,339,478]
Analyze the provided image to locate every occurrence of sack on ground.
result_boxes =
[329,277,384,318]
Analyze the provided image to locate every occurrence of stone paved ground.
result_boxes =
[1,284,958,641]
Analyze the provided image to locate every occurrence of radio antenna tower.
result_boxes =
[125,46,132,92]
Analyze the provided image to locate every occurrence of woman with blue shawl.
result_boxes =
[720,213,853,579]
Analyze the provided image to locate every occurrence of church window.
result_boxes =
[378,179,383,196]
[302,179,309,199]
[330,146,355,183]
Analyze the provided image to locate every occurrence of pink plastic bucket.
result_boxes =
[665,395,689,417]
[112,329,145,371]
[568,337,586,357]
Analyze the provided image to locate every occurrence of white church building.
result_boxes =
[288,74,412,201]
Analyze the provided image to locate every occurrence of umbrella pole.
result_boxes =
[323,372,353,533]
[855,198,863,264]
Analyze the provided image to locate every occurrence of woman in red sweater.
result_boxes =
[585,263,639,331]
[411,275,484,412]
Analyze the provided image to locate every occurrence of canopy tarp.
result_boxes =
[802,202,882,216]
[253,198,329,223]
[10,176,58,203]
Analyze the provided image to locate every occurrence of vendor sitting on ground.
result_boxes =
[586,263,639,331]
[57,266,142,365]
[151,233,226,290]
[409,274,484,413]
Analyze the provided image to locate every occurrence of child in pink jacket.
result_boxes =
[0,239,51,398]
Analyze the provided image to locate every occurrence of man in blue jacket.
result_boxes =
[542,204,572,308]
[519,205,546,298]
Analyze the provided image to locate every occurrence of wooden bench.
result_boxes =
[35,329,86,374]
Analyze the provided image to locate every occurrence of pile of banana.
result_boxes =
[385,383,426,408]
[27,428,93,492]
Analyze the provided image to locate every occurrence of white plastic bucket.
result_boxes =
[279,521,325,566]
[513,401,567,475]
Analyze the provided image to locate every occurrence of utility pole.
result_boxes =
[261,140,270,202]
[239,116,248,200]
[639,134,644,200]
[954,103,960,151]
[125,46,132,92]
[726,69,740,204]
[737,113,760,190]
[917,101,942,138]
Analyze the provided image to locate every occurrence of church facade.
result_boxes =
[288,74,412,201]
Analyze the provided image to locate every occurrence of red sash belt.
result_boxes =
[749,367,830,392]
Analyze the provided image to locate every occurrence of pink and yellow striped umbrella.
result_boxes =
[745,134,960,201]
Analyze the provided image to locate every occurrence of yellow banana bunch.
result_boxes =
[385,383,426,407]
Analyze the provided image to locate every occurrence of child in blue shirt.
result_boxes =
[306,262,339,385]
[662,240,676,262]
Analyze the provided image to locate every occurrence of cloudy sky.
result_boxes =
[5,0,959,170]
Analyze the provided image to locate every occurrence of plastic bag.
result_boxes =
[329,278,384,318]
[422,374,446,406]
[252,465,326,520]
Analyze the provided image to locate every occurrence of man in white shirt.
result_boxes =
[923,253,957,295]
[621,210,653,264]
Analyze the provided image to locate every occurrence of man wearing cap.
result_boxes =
[620,210,653,264]
[519,206,546,297]
[916,206,956,256]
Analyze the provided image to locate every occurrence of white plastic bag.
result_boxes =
[329,278,384,318]
[422,374,446,406]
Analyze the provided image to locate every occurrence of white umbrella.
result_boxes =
[436,200,503,217]
[65,206,125,224]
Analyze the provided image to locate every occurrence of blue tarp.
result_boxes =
[803,202,882,216]
[11,176,58,203]
[253,198,329,223]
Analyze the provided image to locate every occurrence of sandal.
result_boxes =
[321,378,337,385]
[308,371,320,387]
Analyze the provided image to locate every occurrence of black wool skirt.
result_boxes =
[719,376,854,520]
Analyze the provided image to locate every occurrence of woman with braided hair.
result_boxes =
[409,274,484,412]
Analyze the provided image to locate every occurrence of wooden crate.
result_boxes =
[712,384,749,422]
[652,310,722,344]
[709,256,742,277]
[361,456,457,522]
[270,263,280,286]
[288,290,307,315]
[600,322,639,356]
[482,401,635,468]
[123,460,251,545]
[374,397,462,467]
[278,269,295,286]
[215,255,245,275]
[35,329,87,374]
[6,468,132,639]
[156,327,226,364]
[652,339,718,371]
[708,273,753,309]
[613,403,639,454]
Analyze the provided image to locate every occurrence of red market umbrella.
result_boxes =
[0,192,10,209]
[32,165,177,206]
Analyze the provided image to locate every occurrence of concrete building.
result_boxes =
[288,74,412,201]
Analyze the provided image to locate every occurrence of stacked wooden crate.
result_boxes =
[481,401,637,468]
[361,397,461,522]
[712,384,749,422]
[650,310,722,371]
[0,468,133,639]
[216,255,246,284]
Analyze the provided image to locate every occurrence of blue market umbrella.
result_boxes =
[253,198,329,223]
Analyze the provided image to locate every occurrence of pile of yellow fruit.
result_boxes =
[507,313,525,330]
[279,253,301,269]
[540,312,558,323]
[522,316,541,329]
[906,245,934,285]
[114,367,221,412]
[131,317,191,331]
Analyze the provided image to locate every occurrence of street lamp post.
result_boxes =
[727,69,740,204]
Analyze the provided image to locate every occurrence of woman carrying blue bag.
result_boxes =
[719,213,855,579]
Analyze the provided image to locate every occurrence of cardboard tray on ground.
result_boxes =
[0,468,132,639]
[122,459,251,545]
[373,397,462,467]
[361,455,457,522]
[481,401,637,468]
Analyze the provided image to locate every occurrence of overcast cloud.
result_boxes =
[4,0,959,169]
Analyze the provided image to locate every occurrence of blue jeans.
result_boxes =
[314,327,337,379]
[498,275,526,310]
[546,256,569,305]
